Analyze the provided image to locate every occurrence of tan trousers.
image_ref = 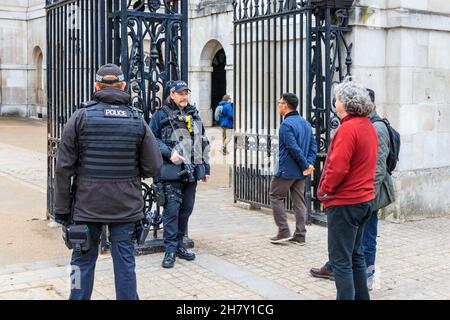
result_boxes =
[269,176,307,239]
[222,127,232,153]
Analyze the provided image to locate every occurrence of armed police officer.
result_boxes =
[53,64,163,300]
[150,80,210,268]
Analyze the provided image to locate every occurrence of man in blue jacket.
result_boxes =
[269,93,317,244]
[218,95,234,155]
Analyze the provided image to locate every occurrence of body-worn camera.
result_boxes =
[63,224,91,252]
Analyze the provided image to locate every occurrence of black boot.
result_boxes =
[162,251,176,268]
[176,247,196,261]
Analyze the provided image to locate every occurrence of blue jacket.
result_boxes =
[218,101,233,129]
[275,111,317,180]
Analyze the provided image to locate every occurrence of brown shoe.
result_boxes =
[310,265,334,280]
[270,232,291,244]
[288,236,305,245]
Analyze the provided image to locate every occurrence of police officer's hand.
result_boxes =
[54,213,70,226]
[170,150,185,165]
[202,175,210,183]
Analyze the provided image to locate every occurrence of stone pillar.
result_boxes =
[349,0,450,221]
[189,65,214,126]
[225,64,233,99]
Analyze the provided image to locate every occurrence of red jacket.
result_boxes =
[318,115,378,208]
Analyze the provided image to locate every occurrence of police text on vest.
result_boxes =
[104,109,129,117]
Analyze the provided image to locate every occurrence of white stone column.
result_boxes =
[189,65,213,126]
[225,64,233,99]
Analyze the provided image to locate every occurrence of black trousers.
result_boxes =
[161,181,197,253]
[326,200,373,300]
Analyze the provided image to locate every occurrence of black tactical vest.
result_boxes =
[160,105,200,144]
[160,104,205,166]
[77,102,145,179]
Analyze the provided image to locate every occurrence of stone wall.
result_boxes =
[187,0,450,221]
[349,0,450,221]
[0,0,46,117]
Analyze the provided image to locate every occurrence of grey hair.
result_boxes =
[334,80,374,117]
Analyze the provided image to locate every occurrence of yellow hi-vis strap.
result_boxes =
[185,115,193,133]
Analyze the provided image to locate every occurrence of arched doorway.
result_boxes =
[211,49,226,126]
[195,39,228,127]
[36,51,44,104]
[32,46,44,118]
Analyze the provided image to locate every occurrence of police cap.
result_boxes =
[167,80,191,93]
[95,63,125,84]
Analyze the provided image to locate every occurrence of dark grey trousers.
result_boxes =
[327,201,373,300]
[269,176,307,238]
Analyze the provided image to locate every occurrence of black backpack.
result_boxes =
[375,118,401,175]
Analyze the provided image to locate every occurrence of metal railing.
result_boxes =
[232,0,352,224]
[46,0,188,218]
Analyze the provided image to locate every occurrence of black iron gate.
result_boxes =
[233,0,353,224]
[46,0,188,218]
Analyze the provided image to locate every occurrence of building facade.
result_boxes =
[1,0,449,221]
[0,0,46,118]
[348,0,450,222]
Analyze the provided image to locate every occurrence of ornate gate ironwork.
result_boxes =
[232,0,352,224]
[46,0,188,218]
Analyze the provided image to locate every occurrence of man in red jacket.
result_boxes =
[317,80,377,300]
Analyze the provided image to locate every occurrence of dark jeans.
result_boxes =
[69,222,138,300]
[162,181,197,253]
[327,201,373,300]
[361,210,378,277]
[100,225,109,249]
[325,210,379,278]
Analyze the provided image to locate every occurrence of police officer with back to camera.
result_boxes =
[53,63,163,300]
[150,80,210,268]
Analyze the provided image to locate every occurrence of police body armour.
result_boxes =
[77,102,145,179]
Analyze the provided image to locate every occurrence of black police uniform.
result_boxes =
[150,98,210,267]
[53,86,162,299]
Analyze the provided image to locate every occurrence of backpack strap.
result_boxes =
[373,118,390,129]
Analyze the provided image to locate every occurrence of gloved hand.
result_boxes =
[54,213,70,226]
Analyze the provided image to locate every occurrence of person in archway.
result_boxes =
[216,94,234,155]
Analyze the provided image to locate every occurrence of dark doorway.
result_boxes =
[211,48,226,126]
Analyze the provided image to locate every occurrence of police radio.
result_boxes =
[63,224,91,253]
[61,176,92,253]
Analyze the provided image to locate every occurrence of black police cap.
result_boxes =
[167,80,191,93]
[95,63,125,84]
